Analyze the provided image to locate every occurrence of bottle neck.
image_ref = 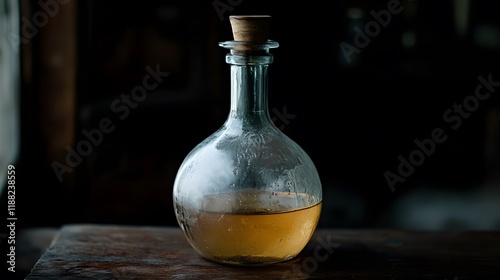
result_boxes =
[220,40,279,125]
[230,63,269,118]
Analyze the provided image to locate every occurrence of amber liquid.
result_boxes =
[181,191,322,265]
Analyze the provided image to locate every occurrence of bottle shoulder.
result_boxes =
[181,121,314,168]
[174,120,322,204]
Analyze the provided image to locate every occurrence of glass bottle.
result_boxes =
[173,15,322,266]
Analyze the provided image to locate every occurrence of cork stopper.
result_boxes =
[229,15,271,43]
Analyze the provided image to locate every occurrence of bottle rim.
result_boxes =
[218,40,279,51]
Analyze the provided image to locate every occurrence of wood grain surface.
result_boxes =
[26,224,500,279]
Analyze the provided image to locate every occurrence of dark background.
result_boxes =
[6,0,500,229]
[1,0,500,277]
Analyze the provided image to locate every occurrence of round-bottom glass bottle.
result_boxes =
[173,15,322,266]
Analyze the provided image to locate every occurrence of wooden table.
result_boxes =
[25,224,500,279]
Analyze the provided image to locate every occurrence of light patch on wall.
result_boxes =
[0,0,20,194]
[347,7,364,20]
[454,0,470,37]
[474,24,500,49]
[402,31,416,49]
